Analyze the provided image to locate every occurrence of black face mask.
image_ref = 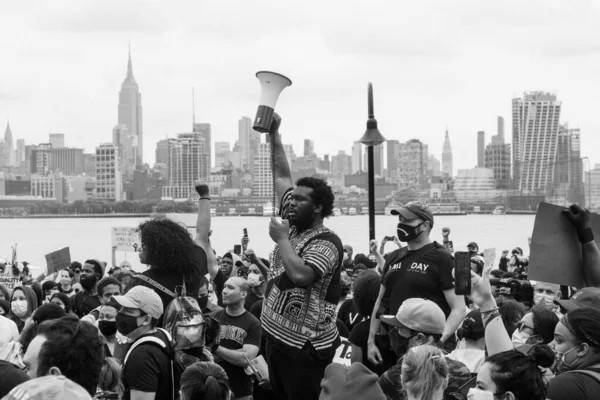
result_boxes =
[99,320,118,337]
[198,295,209,310]
[389,328,418,358]
[80,274,98,291]
[397,222,425,242]
[116,313,141,336]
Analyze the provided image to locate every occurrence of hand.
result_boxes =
[381,236,389,243]
[244,249,258,263]
[269,217,290,244]
[563,203,590,231]
[195,181,210,197]
[369,240,379,254]
[367,341,383,365]
[502,250,509,257]
[455,263,495,310]
[112,246,117,252]
[392,236,402,247]
[269,113,282,135]
[242,235,249,248]
[442,227,451,238]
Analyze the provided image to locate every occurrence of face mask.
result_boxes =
[554,345,580,372]
[116,313,141,336]
[467,388,495,400]
[99,320,118,337]
[247,273,263,287]
[396,222,425,242]
[343,253,349,262]
[534,292,555,308]
[11,300,28,317]
[198,296,209,310]
[511,329,534,347]
[390,329,417,357]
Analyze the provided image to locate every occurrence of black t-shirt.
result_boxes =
[338,298,365,333]
[122,330,173,400]
[213,269,226,307]
[71,290,102,319]
[381,242,454,317]
[244,290,263,312]
[349,320,395,376]
[546,368,600,400]
[0,360,29,398]
[211,309,262,398]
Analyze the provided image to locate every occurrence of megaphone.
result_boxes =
[253,71,292,133]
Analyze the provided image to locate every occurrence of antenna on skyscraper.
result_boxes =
[192,87,196,126]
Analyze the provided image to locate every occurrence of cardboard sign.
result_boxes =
[0,276,20,290]
[529,202,600,288]
[111,227,141,252]
[45,247,71,275]
[483,248,496,268]
[332,337,352,366]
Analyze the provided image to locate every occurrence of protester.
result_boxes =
[369,201,466,366]
[81,277,123,325]
[261,114,343,400]
[212,277,261,399]
[243,258,267,312]
[342,244,354,276]
[497,298,526,338]
[112,285,175,400]
[20,304,66,356]
[71,260,103,318]
[180,361,232,400]
[49,292,72,313]
[8,285,38,333]
[94,357,124,400]
[0,359,29,398]
[319,362,386,400]
[0,284,10,302]
[2,375,93,400]
[71,261,83,283]
[562,204,600,287]
[512,305,559,347]
[554,286,600,314]
[41,281,59,304]
[0,309,19,345]
[353,253,377,270]
[114,268,133,288]
[56,268,75,295]
[97,301,120,357]
[198,276,222,314]
[337,273,352,311]
[401,345,449,400]
[448,309,486,373]
[467,241,479,256]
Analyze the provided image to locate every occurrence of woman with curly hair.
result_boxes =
[130,218,207,325]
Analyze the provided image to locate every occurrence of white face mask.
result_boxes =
[511,329,531,347]
[534,292,555,308]
[343,253,350,262]
[467,388,495,400]
[11,300,28,317]
[247,272,263,287]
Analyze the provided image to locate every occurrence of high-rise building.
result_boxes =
[387,140,400,177]
[428,155,441,178]
[193,123,212,179]
[162,133,207,199]
[442,129,453,178]
[252,142,294,197]
[373,144,384,176]
[95,143,122,201]
[16,139,25,166]
[331,150,352,178]
[215,141,231,168]
[237,117,260,171]
[304,139,315,157]
[113,124,137,178]
[3,121,15,167]
[49,148,85,175]
[118,47,143,165]
[31,173,67,202]
[588,164,600,209]
[497,116,505,140]
[155,139,170,165]
[398,139,429,191]
[484,141,511,189]
[553,124,584,204]
[512,92,562,191]
[49,133,65,148]
[351,142,363,174]
[30,144,52,175]
[477,131,485,167]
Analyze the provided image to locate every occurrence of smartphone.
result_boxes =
[454,251,472,295]
[233,244,242,255]
[243,228,248,237]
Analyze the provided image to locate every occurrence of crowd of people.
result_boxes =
[1,115,600,400]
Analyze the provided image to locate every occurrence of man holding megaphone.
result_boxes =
[260,112,344,400]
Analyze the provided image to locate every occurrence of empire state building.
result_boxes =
[118,47,143,165]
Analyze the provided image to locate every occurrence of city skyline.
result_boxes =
[1,1,600,172]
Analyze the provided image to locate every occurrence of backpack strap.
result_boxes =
[135,274,177,297]
[565,367,600,386]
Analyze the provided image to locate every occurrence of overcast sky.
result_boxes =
[2,0,600,174]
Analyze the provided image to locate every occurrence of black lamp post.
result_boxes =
[358,83,386,240]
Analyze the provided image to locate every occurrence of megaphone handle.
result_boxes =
[270,133,277,217]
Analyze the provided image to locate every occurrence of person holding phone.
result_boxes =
[368,201,466,366]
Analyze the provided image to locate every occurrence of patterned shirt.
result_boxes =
[261,188,343,354]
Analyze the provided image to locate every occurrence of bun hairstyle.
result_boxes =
[401,345,449,400]
[456,310,485,342]
[180,361,230,400]
[485,345,554,400]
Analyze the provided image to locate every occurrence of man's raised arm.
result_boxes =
[269,114,293,207]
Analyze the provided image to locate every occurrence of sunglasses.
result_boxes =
[516,320,536,333]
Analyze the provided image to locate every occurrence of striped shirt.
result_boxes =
[261,188,342,354]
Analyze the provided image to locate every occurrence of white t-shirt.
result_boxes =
[0,315,19,345]
[447,348,486,373]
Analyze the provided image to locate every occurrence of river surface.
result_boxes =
[0,214,535,273]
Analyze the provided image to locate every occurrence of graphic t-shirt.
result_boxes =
[381,243,454,317]
[261,188,343,356]
[212,309,262,398]
[338,298,365,333]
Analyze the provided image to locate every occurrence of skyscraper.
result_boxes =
[215,141,231,168]
[428,155,441,178]
[193,123,212,178]
[113,124,137,179]
[95,143,122,201]
[442,128,453,178]
[118,46,143,166]
[3,121,15,166]
[387,140,401,177]
[155,139,170,165]
[554,124,584,204]
[484,140,511,189]
[162,133,207,199]
[50,147,85,175]
[303,139,315,157]
[477,131,485,167]
[351,142,363,174]
[497,116,505,140]
[49,134,65,148]
[373,144,384,176]
[331,150,352,178]
[30,144,52,175]
[512,92,561,191]
[252,142,294,197]
[16,139,25,166]
[398,139,429,191]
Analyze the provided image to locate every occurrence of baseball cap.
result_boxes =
[467,242,479,250]
[3,375,92,400]
[112,285,164,320]
[462,309,485,338]
[380,298,445,335]
[390,201,434,227]
[319,362,385,400]
[554,287,600,313]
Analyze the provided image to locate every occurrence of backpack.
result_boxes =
[135,275,207,351]
[124,328,184,400]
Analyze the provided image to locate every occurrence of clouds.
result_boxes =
[0,0,598,172]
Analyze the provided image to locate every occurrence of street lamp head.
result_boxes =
[359,82,386,147]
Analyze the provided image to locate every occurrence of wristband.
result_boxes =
[199,197,211,201]
[577,226,594,244]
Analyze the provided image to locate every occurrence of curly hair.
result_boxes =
[137,218,204,280]
[296,177,335,218]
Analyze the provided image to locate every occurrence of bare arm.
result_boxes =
[194,183,218,280]
[112,246,117,268]
[441,289,467,343]
[269,114,293,206]
[215,344,259,368]
[582,240,600,288]
[351,345,364,364]
[563,204,600,287]
[367,285,386,365]
[130,391,156,400]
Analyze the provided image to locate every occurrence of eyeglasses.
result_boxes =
[516,320,536,333]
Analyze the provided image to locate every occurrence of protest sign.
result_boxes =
[332,338,352,366]
[483,248,496,268]
[45,247,71,275]
[0,276,20,290]
[529,202,600,288]
[111,227,141,252]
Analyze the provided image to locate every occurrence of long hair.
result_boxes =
[137,218,203,280]
[180,361,230,400]
[401,345,448,400]
[97,357,124,397]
